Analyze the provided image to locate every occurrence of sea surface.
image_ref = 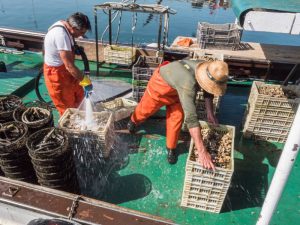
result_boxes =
[0,0,299,46]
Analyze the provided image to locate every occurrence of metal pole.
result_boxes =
[162,13,168,51]
[94,8,99,76]
[282,64,298,85]
[256,106,300,225]
[157,14,162,51]
[108,10,112,45]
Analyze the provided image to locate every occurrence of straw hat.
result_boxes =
[195,60,229,96]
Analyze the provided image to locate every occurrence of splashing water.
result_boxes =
[77,95,98,130]
[85,96,94,129]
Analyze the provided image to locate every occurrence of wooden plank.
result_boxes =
[170,36,300,64]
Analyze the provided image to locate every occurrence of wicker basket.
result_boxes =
[104,45,136,66]
[58,109,114,158]
[243,81,300,143]
[96,98,137,122]
[181,121,235,213]
[0,121,28,152]
[0,95,23,122]
[196,22,242,50]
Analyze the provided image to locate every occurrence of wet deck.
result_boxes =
[0,50,299,225]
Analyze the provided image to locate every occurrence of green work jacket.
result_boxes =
[160,59,211,128]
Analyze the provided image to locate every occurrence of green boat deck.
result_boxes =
[0,50,299,225]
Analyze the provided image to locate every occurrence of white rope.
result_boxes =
[0,35,6,46]
[100,0,131,44]
[115,11,122,44]
[0,47,24,55]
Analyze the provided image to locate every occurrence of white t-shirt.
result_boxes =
[44,21,74,67]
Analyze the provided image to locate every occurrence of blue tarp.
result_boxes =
[232,0,300,25]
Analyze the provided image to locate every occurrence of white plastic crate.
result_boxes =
[132,56,163,102]
[132,56,163,81]
[243,81,300,143]
[196,22,242,50]
[132,86,147,102]
[58,109,114,158]
[248,81,300,110]
[181,121,235,213]
[104,45,136,66]
[96,98,137,121]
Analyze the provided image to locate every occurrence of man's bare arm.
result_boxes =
[59,50,84,81]
[205,95,218,125]
[189,126,215,170]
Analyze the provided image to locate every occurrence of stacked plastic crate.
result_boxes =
[181,121,235,213]
[243,81,300,143]
[58,108,114,158]
[196,22,242,50]
[132,56,163,102]
[104,45,136,66]
[95,97,137,122]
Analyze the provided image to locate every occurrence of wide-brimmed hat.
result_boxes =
[195,60,229,96]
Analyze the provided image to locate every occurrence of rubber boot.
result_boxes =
[167,148,178,165]
[0,61,7,72]
[127,119,137,134]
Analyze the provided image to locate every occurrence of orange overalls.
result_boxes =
[43,63,84,116]
[43,24,84,116]
[131,64,184,149]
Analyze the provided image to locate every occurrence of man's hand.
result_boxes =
[197,147,215,170]
[79,75,93,97]
[189,126,215,170]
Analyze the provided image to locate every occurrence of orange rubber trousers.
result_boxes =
[43,64,84,116]
[131,68,184,149]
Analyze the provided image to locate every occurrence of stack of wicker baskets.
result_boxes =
[26,127,78,193]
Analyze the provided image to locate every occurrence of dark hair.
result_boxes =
[67,12,91,31]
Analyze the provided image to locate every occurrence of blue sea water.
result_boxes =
[0,0,299,46]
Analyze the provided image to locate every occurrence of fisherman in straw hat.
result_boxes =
[128,59,229,169]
